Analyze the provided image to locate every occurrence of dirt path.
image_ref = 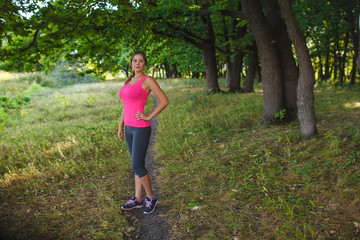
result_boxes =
[133,93,172,240]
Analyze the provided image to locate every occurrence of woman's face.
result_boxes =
[132,54,146,72]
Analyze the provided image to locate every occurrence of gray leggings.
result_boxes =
[125,125,151,178]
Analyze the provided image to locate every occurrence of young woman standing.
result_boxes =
[118,51,169,214]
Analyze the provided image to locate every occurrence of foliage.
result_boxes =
[2,0,360,85]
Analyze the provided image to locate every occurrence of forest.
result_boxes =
[0,0,360,239]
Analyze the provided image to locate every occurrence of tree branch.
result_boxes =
[19,29,40,52]
[166,22,206,45]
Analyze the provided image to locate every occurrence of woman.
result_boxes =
[118,51,169,214]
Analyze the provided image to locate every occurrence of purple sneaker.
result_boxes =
[143,197,158,214]
[121,197,143,210]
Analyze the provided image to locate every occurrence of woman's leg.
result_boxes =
[135,175,143,200]
[130,126,153,198]
[139,174,155,199]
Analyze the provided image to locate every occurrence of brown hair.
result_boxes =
[125,51,147,85]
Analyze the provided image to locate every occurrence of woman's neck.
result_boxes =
[133,71,145,79]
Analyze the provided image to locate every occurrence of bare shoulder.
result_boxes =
[143,76,160,91]
[144,76,157,84]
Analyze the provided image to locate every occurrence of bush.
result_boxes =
[16,62,101,88]
[0,96,30,110]
[47,62,100,87]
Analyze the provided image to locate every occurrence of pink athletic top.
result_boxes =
[119,76,151,127]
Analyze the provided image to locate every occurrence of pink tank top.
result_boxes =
[119,76,151,127]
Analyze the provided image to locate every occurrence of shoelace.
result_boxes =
[145,199,153,208]
[126,199,136,205]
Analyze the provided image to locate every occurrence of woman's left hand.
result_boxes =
[135,111,150,121]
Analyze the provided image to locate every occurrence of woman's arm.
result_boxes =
[118,108,125,141]
[135,77,169,121]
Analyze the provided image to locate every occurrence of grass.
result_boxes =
[154,79,360,239]
[0,75,149,239]
[0,73,359,239]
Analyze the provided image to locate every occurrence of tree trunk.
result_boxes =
[225,60,232,88]
[325,52,330,79]
[278,0,317,139]
[203,14,220,93]
[192,72,200,78]
[357,18,360,78]
[224,18,232,88]
[241,0,284,124]
[228,24,247,92]
[350,10,358,85]
[262,0,298,120]
[243,42,257,92]
[338,31,350,86]
[229,52,244,92]
[350,22,358,84]
[171,63,180,78]
[203,45,220,94]
[164,62,171,78]
[256,66,262,83]
[318,53,325,81]
[333,54,338,80]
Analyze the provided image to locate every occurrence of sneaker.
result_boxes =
[143,197,158,214]
[121,197,143,210]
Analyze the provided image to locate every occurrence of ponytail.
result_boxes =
[125,71,135,85]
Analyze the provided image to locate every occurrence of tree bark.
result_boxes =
[262,0,298,120]
[241,0,284,124]
[278,0,317,139]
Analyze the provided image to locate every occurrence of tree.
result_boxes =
[140,0,220,93]
[261,0,298,120]
[278,0,318,139]
[240,0,284,124]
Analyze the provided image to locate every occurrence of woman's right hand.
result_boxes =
[118,127,124,141]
